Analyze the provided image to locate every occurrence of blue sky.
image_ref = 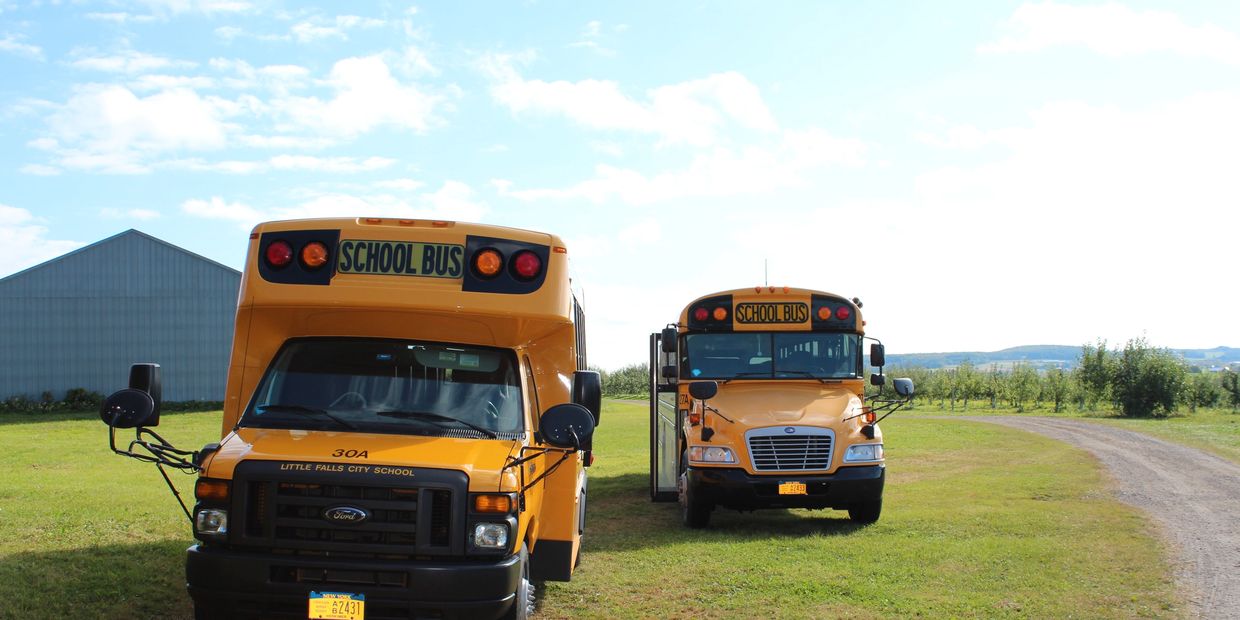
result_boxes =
[2,1,1238,369]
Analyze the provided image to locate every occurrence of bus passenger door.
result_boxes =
[649,331,679,502]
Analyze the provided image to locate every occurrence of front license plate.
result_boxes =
[309,591,365,620]
[778,481,807,495]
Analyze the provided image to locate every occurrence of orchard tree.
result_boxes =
[1221,370,1240,411]
[1009,364,1038,412]
[1112,338,1186,418]
[1044,366,1072,413]
[1184,371,1221,412]
[1075,339,1115,410]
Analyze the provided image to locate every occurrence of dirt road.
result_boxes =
[963,416,1240,619]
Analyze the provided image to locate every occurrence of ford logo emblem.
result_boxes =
[323,506,369,525]
[784,427,796,434]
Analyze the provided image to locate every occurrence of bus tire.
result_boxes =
[848,499,882,524]
[679,455,712,528]
[503,545,536,620]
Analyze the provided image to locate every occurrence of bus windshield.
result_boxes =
[240,338,523,438]
[681,332,860,380]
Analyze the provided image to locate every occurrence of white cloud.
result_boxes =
[291,15,385,43]
[569,20,616,57]
[495,128,865,205]
[376,178,425,191]
[167,155,395,174]
[43,84,233,173]
[132,0,252,17]
[0,33,43,60]
[100,207,161,220]
[481,54,777,146]
[277,54,442,137]
[19,163,60,176]
[980,2,1240,64]
[0,205,84,278]
[86,12,159,24]
[70,49,197,74]
[616,217,661,246]
[181,182,489,231]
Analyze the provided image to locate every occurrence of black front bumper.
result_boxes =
[186,544,520,620]
[688,464,884,511]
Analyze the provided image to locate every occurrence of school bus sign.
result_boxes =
[734,302,809,324]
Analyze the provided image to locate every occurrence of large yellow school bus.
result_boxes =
[649,287,911,527]
[100,218,599,620]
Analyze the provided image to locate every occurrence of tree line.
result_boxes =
[598,338,1240,418]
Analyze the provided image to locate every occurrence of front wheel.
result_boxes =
[502,546,536,620]
[847,499,882,524]
[679,455,712,528]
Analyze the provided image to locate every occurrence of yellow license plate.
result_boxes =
[309,592,365,620]
[778,481,807,495]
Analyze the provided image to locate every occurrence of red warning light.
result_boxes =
[265,241,293,268]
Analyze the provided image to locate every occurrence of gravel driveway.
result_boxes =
[962,416,1240,619]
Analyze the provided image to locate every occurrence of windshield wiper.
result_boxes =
[774,369,843,383]
[721,370,770,384]
[376,410,499,439]
[253,404,358,431]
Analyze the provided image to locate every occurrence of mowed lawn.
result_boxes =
[1,403,1179,619]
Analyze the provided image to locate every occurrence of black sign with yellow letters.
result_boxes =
[337,240,463,278]
[735,302,809,324]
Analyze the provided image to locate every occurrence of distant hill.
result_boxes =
[886,345,1240,371]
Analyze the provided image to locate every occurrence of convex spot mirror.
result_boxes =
[540,403,596,450]
[100,389,156,428]
[893,378,915,397]
[869,343,885,367]
[688,381,718,400]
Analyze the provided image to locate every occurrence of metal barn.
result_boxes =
[0,229,240,402]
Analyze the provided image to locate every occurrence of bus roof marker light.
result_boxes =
[693,307,709,322]
[712,307,728,321]
[473,248,503,279]
[398,219,415,226]
[817,307,831,321]
[265,241,293,268]
[511,251,542,281]
[836,306,851,321]
[300,242,329,269]
[364,218,382,224]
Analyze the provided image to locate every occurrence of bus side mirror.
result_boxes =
[688,381,717,401]
[101,363,162,428]
[572,370,602,426]
[100,389,156,428]
[893,378,914,397]
[869,343,885,368]
[870,374,886,386]
[540,403,596,450]
[661,365,678,381]
[660,328,677,352]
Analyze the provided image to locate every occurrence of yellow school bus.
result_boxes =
[100,218,599,620]
[649,287,911,527]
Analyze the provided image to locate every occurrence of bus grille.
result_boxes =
[747,427,834,471]
[230,462,465,557]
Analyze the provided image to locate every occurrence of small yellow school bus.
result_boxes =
[649,287,911,527]
[101,218,599,620]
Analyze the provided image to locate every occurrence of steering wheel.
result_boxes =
[329,391,368,409]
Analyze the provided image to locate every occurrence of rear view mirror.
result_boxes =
[893,378,915,397]
[869,343,885,368]
[688,381,718,400]
[572,370,602,426]
[870,374,886,386]
[540,403,596,450]
[100,389,156,428]
[660,328,678,352]
[661,365,678,380]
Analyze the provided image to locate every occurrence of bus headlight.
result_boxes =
[843,443,884,462]
[473,523,509,549]
[688,446,736,463]
[195,508,229,537]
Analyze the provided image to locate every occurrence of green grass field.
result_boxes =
[911,402,1240,465]
[0,403,1180,618]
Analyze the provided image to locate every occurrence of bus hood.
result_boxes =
[711,382,864,427]
[203,427,522,491]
